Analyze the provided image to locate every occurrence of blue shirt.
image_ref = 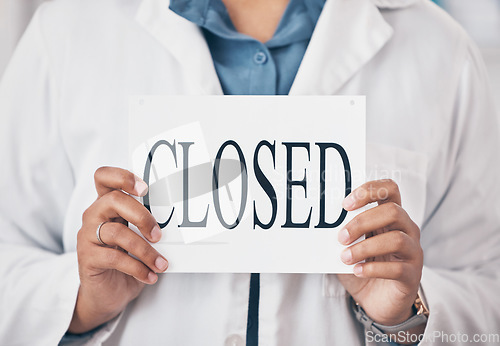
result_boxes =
[169,0,325,95]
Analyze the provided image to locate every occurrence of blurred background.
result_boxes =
[0,0,499,110]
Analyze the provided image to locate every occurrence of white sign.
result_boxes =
[129,96,365,273]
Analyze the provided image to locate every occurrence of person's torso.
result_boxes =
[36,0,470,344]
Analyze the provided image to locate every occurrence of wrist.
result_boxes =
[68,288,121,334]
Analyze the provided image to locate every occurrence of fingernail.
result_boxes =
[342,194,356,210]
[341,249,352,264]
[147,272,158,284]
[338,228,350,245]
[353,265,363,276]
[155,256,168,272]
[151,225,162,242]
[134,176,148,197]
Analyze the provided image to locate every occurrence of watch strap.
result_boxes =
[352,296,428,335]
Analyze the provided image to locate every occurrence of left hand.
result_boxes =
[336,179,424,327]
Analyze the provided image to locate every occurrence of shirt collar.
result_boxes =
[269,0,326,48]
[169,0,326,47]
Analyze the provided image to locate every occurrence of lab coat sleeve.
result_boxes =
[0,7,81,344]
[419,41,500,344]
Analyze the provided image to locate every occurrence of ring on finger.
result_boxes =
[96,221,109,246]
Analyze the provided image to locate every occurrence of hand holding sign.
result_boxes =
[69,167,167,334]
[336,179,424,331]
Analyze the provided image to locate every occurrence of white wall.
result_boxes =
[440,0,500,113]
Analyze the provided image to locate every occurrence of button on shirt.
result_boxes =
[169,0,326,95]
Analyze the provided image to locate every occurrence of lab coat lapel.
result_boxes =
[290,0,394,95]
[134,0,394,96]
[135,0,223,95]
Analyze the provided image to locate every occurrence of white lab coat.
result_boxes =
[0,0,499,345]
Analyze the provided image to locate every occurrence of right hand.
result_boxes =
[68,167,169,334]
